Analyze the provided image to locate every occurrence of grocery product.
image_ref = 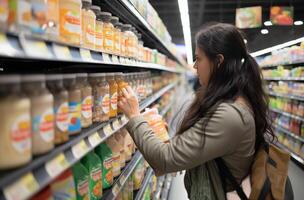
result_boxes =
[51,169,77,200]
[59,0,82,45]
[101,12,114,54]
[131,27,138,59]
[123,129,133,162]
[47,0,59,39]
[116,73,128,114]
[111,16,121,55]
[137,33,144,61]
[72,162,90,200]
[63,74,82,135]
[46,74,69,145]
[133,159,145,190]
[30,0,48,34]
[76,73,93,128]
[106,135,121,177]
[31,186,53,200]
[0,75,31,169]
[81,152,103,200]
[22,75,54,155]
[95,142,113,189]
[115,130,126,169]
[0,0,8,28]
[116,23,125,56]
[81,0,95,49]
[16,0,32,33]
[8,0,17,31]
[91,5,103,51]
[123,24,135,58]
[107,73,118,118]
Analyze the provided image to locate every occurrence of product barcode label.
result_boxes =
[4,173,39,200]
[103,124,113,136]
[52,44,72,60]
[80,48,93,61]
[72,140,89,159]
[88,132,102,147]
[45,153,69,178]
[20,38,52,58]
[112,119,121,130]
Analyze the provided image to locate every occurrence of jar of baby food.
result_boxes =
[100,12,113,54]
[46,74,69,145]
[0,75,31,169]
[116,23,125,57]
[81,0,95,49]
[22,74,54,155]
[122,24,134,58]
[47,0,59,40]
[111,16,121,55]
[91,5,103,51]
[107,73,118,118]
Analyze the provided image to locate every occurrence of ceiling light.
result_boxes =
[251,36,304,57]
[178,0,193,65]
[264,21,272,26]
[261,29,269,34]
[294,20,303,26]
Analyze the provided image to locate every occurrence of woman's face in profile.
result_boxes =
[193,47,213,86]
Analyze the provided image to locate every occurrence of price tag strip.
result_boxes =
[80,48,93,61]
[119,56,125,64]
[3,173,39,200]
[88,132,102,147]
[102,53,111,63]
[112,119,121,130]
[72,140,90,159]
[52,44,72,60]
[121,115,128,124]
[0,33,19,56]
[45,153,69,178]
[20,37,53,58]
[112,55,119,64]
[103,124,114,136]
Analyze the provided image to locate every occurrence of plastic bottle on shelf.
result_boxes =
[76,73,93,128]
[91,5,103,52]
[0,75,31,170]
[100,12,114,54]
[81,0,95,49]
[59,0,82,45]
[72,162,90,200]
[95,142,113,189]
[111,17,121,56]
[46,74,69,145]
[63,74,82,135]
[107,73,118,118]
[47,0,59,40]
[22,75,54,156]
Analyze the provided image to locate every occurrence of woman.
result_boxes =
[118,23,274,199]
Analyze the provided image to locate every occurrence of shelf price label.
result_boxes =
[80,48,93,61]
[72,140,89,159]
[20,37,53,58]
[88,132,102,147]
[121,115,128,124]
[52,44,72,60]
[112,119,121,130]
[3,173,39,200]
[102,53,111,63]
[119,56,125,64]
[103,124,113,136]
[45,153,69,178]
[0,33,19,56]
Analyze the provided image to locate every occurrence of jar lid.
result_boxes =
[0,75,20,84]
[89,73,104,77]
[46,74,63,80]
[82,0,92,4]
[22,74,45,82]
[122,24,132,31]
[91,5,101,11]
[110,16,119,25]
[63,74,76,79]
[100,12,112,21]
[115,22,123,29]
[76,73,88,78]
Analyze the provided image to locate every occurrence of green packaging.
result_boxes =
[95,142,113,189]
[72,162,90,200]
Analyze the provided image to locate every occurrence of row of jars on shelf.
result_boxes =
[268,81,304,97]
[262,66,304,78]
[272,113,304,137]
[270,97,304,117]
[276,131,304,160]
[0,72,178,170]
[1,0,173,66]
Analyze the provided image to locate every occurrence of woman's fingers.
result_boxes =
[122,88,130,99]
[126,86,134,95]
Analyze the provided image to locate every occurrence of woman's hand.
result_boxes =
[118,86,140,119]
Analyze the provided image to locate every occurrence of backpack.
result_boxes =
[216,142,294,200]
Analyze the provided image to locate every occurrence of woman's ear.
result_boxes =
[217,54,224,67]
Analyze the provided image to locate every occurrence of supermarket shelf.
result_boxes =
[275,142,304,170]
[160,101,174,117]
[134,168,154,200]
[0,33,183,73]
[161,175,173,200]
[261,61,304,68]
[0,82,178,200]
[270,108,304,122]
[101,151,143,200]
[273,124,304,143]
[102,0,185,66]
[268,91,304,102]
[264,77,304,81]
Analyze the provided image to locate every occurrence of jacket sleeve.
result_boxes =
[126,103,246,174]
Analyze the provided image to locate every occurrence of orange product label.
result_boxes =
[39,108,55,142]
[56,102,69,132]
[11,113,31,153]
[101,94,110,114]
[81,96,93,119]
[114,31,120,52]
[103,25,113,50]
[59,7,81,38]
[110,92,117,110]
[82,11,95,46]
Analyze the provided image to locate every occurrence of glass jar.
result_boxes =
[31,0,48,34]
[63,74,81,135]
[47,0,59,40]
[0,75,31,169]
[91,5,103,51]
[131,27,138,59]
[22,75,54,155]
[137,33,144,61]
[122,24,134,58]
[59,0,82,45]
[76,73,93,128]
[115,73,128,114]
[107,73,118,118]
[100,74,110,121]
[46,74,69,145]
[111,16,121,56]
[81,0,96,49]
[101,12,114,54]
[116,23,125,57]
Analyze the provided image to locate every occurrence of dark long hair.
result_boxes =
[176,23,274,151]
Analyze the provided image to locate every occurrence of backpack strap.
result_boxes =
[215,158,248,200]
